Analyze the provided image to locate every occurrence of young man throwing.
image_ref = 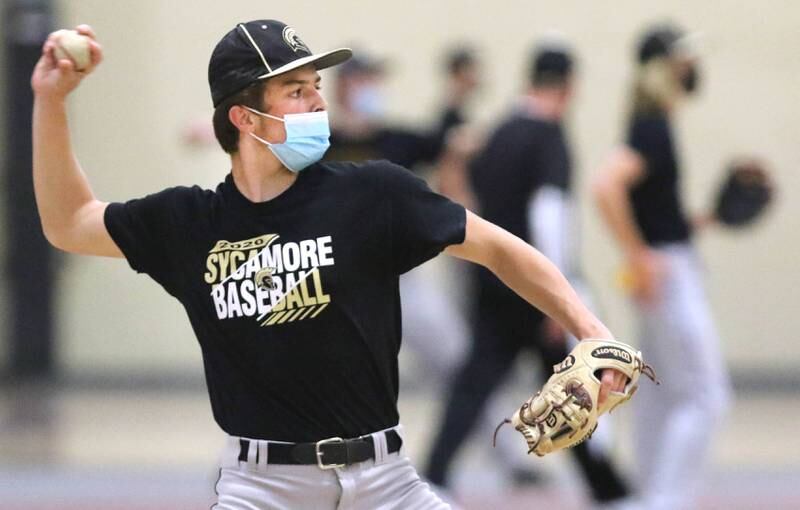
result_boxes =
[32,20,626,509]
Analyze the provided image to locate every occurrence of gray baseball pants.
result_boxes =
[212,426,451,510]
[632,243,732,510]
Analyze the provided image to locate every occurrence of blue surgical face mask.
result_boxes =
[351,85,386,119]
[244,107,331,172]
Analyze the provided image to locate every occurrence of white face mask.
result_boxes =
[351,85,386,119]
[244,107,331,172]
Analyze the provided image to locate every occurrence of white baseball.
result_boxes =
[53,29,91,71]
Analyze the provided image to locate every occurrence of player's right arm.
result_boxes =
[592,146,664,303]
[31,25,122,258]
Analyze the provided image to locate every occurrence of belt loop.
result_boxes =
[394,424,405,454]
[247,440,258,471]
[257,441,269,471]
[372,430,389,465]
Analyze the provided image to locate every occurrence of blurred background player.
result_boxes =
[593,24,732,510]
[424,41,631,507]
[325,50,390,162]
[397,44,482,387]
[325,45,477,168]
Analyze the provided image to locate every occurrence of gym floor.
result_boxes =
[1,381,798,510]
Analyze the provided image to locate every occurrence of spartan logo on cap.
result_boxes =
[282,26,310,54]
[591,346,633,364]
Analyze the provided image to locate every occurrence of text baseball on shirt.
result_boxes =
[205,233,334,326]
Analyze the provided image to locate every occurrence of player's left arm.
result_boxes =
[446,210,607,339]
[446,210,625,399]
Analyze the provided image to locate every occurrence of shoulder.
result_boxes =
[120,184,216,224]
[162,184,216,210]
[485,114,550,150]
[496,113,543,134]
[314,159,417,191]
[131,184,213,201]
[629,114,670,136]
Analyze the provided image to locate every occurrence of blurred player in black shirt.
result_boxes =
[326,47,480,169]
[594,25,731,510]
[425,42,630,505]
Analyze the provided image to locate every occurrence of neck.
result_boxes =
[523,88,563,121]
[230,144,298,202]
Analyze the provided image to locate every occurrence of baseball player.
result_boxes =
[424,43,631,506]
[32,20,628,509]
[593,24,731,510]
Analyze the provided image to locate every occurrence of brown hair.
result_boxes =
[212,81,270,154]
[630,58,679,116]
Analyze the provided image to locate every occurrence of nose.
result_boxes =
[311,88,327,112]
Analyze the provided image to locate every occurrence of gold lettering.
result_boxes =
[271,293,286,312]
[299,271,317,306]
[285,285,304,309]
[204,253,219,284]
[312,269,330,304]
[229,251,246,279]
[217,251,230,279]
[209,234,278,254]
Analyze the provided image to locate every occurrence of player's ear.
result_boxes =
[228,105,256,133]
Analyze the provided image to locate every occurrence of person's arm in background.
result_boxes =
[445,210,626,404]
[592,146,664,304]
[31,25,121,257]
[435,125,480,210]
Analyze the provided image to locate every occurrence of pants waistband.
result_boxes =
[224,425,404,471]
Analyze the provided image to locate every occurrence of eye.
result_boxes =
[290,88,302,98]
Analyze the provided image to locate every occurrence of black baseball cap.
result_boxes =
[637,24,684,63]
[530,44,573,86]
[445,46,477,74]
[209,20,352,107]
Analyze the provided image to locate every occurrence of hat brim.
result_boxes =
[257,48,353,80]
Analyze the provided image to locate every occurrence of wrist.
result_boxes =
[573,317,613,341]
[625,243,650,262]
[578,327,613,341]
[34,93,68,108]
[692,213,717,230]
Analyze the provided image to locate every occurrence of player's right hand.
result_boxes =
[626,247,667,305]
[31,24,103,100]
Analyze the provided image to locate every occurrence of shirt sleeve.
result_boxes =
[527,185,578,279]
[104,187,187,294]
[380,162,466,274]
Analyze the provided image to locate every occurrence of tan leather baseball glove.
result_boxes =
[494,339,658,457]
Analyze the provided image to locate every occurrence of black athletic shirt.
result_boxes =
[626,114,691,245]
[104,160,466,442]
[469,112,570,299]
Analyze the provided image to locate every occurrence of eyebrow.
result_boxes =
[280,76,322,87]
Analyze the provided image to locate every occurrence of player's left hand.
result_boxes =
[599,368,628,408]
[494,339,658,457]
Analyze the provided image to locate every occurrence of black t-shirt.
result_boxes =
[626,114,691,245]
[104,160,465,441]
[469,112,570,299]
